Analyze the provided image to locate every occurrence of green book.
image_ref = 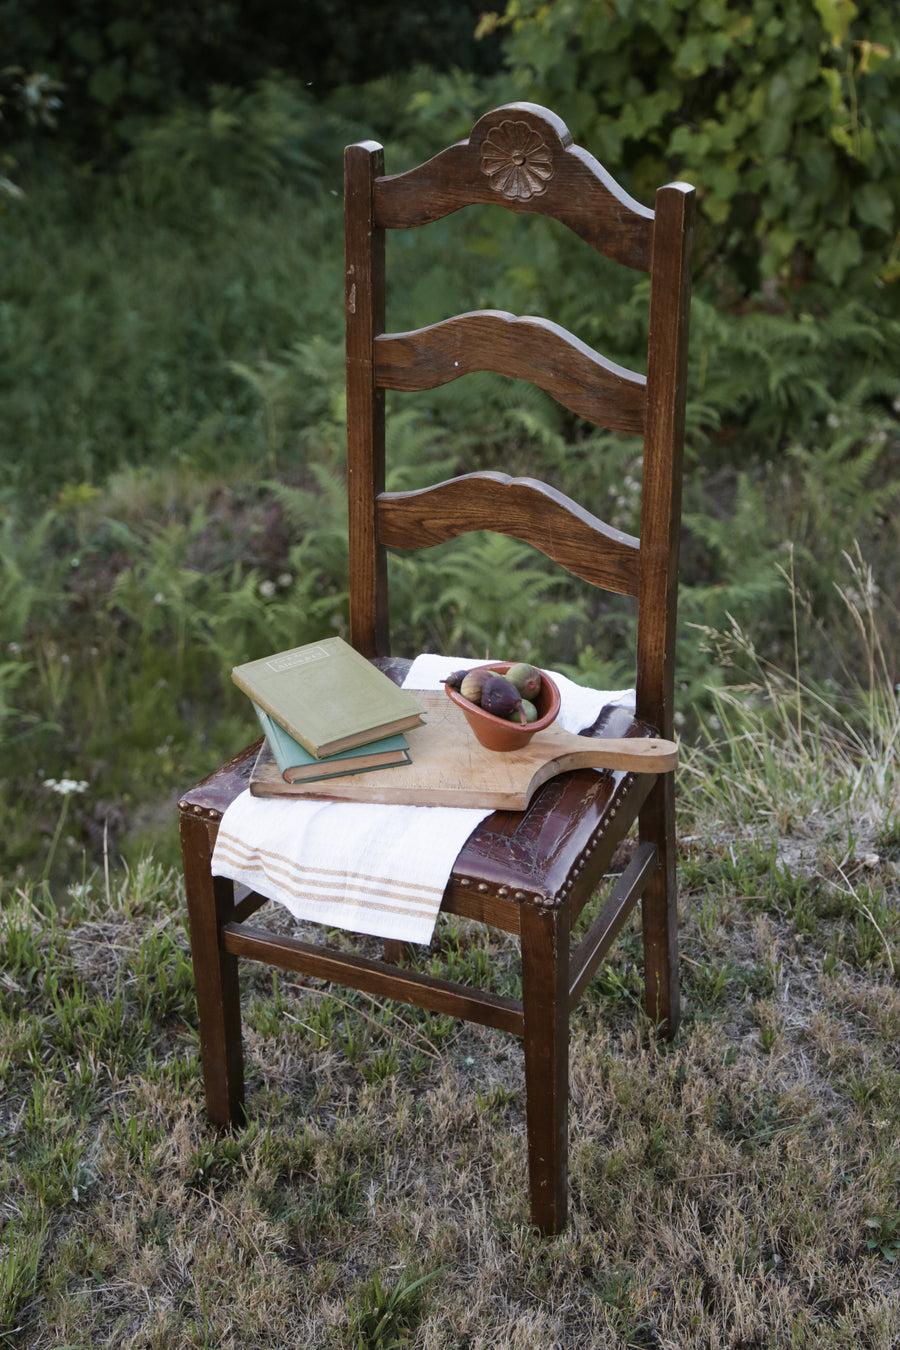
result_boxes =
[232,636,424,759]
[251,702,410,784]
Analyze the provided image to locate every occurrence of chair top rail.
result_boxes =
[371,102,655,272]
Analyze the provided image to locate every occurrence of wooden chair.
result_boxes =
[178,103,694,1235]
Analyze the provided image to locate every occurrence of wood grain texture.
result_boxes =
[442,702,656,917]
[345,141,390,657]
[376,472,640,595]
[374,103,654,271]
[567,841,658,1009]
[221,924,525,1035]
[375,311,646,432]
[248,690,677,808]
[179,813,245,1127]
[636,181,695,739]
[521,900,570,1234]
[631,182,694,1041]
[639,772,681,1035]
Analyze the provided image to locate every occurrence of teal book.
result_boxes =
[232,636,423,758]
[251,702,411,785]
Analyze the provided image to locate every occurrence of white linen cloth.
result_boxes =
[211,654,633,946]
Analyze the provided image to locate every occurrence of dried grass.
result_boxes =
[2,841,898,1350]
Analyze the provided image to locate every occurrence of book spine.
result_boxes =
[251,703,292,779]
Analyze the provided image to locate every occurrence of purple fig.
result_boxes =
[441,668,470,691]
[505,662,542,700]
[481,675,526,723]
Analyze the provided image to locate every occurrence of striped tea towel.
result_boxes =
[211,654,633,946]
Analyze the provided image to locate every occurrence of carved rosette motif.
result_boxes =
[481,120,554,201]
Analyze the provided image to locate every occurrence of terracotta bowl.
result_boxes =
[444,662,561,752]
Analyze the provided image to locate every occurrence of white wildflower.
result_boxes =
[43,777,89,796]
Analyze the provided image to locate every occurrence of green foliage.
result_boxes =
[686,295,900,450]
[865,1212,900,1263]
[0,1201,47,1334]
[3,0,501,162]
[0,159,345,497]
[677,425,900,695]
[348,1266,444,1350]
[3,0,251,160]
[0,508,68,644]
[2,65,900,887]
[0,64,64,201]
[496,0,900,299]
[265,1,503,93]
[670,294,900,700]
[127,79,349,212]
[683,545,900,846]
[388,532,579,662]
[0,480,340,881]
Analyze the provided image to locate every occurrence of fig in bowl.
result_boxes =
[443,661,560,751]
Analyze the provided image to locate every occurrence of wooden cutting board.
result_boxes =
[249,691,677,810]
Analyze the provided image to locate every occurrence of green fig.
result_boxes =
[519,699,538,723]
[505,662,542,700]
[459,668,492,704]
[481,675,526,723]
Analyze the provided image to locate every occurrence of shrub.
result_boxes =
[493,0,900,301]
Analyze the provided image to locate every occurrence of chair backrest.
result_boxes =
[344,102,694,740]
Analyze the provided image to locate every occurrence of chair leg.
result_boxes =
[382,938,406,966]
[639,774,680,1037]
[180,812,246,1128]
[520,900,570,1236]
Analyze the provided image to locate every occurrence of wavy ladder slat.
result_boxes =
[375,312,646,434]
[376,471,641,596]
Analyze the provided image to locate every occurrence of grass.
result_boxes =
[2,674,898,1349]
